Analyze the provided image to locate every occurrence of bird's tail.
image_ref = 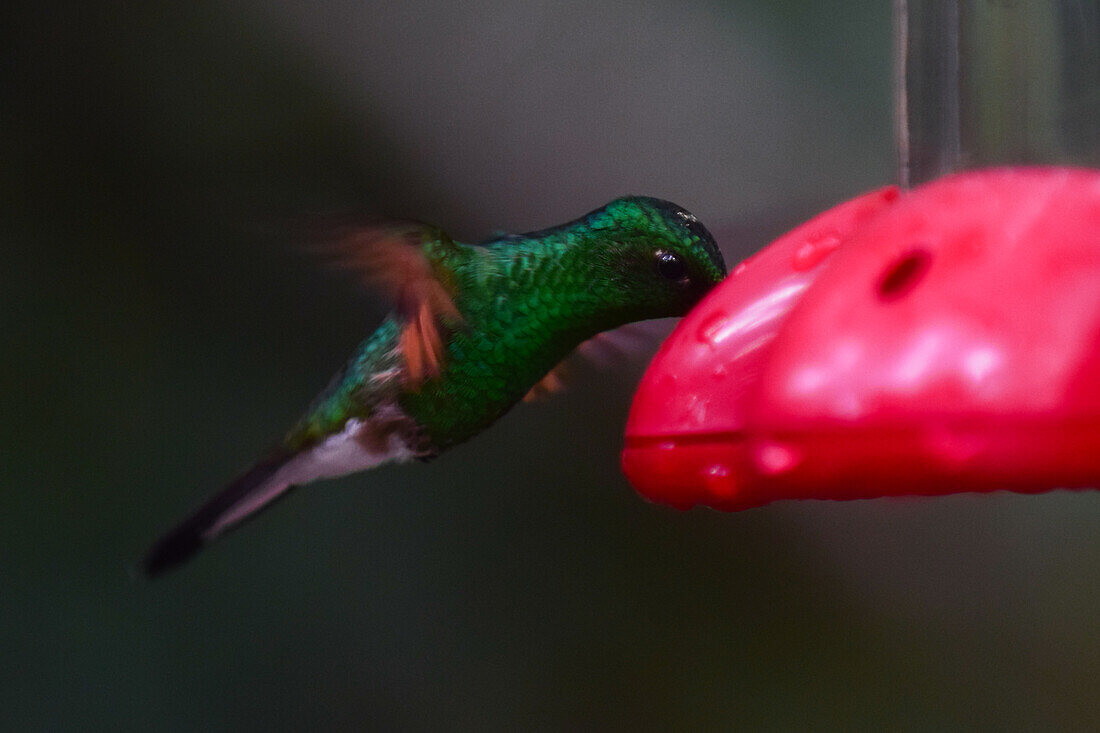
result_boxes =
[141,449,298,578]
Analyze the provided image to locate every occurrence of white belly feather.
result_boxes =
[204,416,416,540]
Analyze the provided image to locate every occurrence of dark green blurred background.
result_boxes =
[4,1,1100,729]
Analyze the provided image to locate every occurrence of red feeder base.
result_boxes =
[623,167,1100,510]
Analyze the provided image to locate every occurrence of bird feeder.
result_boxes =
[622,166,1100,510]
[621,1,1100,511]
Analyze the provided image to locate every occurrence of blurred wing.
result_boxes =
[522,320,676,403]
[330,223,461,388]
[522,360,571,403]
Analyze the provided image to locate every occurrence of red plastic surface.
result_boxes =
[623,185,901,509]
[623,167,1100,510]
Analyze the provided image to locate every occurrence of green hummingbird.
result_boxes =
[142,197,727,576]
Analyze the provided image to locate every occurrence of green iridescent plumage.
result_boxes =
[143,196,726,576]
[289,197,724,451]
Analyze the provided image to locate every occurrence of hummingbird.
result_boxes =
[142,196,727,576]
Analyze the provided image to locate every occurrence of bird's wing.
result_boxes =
[522,320,676,403]
[330,223,462,389]
[522,360,571,403]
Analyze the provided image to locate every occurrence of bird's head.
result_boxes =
[576,196,728,323]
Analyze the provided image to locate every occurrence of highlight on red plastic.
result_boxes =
[623,167,1100,511]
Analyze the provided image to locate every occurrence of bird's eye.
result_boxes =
[655,250,686,281]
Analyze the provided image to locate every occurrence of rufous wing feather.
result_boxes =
[521,321,675,403]
[328,223,461,389]
[523,361,571,403]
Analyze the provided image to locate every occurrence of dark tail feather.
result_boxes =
[141,450,297,578]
